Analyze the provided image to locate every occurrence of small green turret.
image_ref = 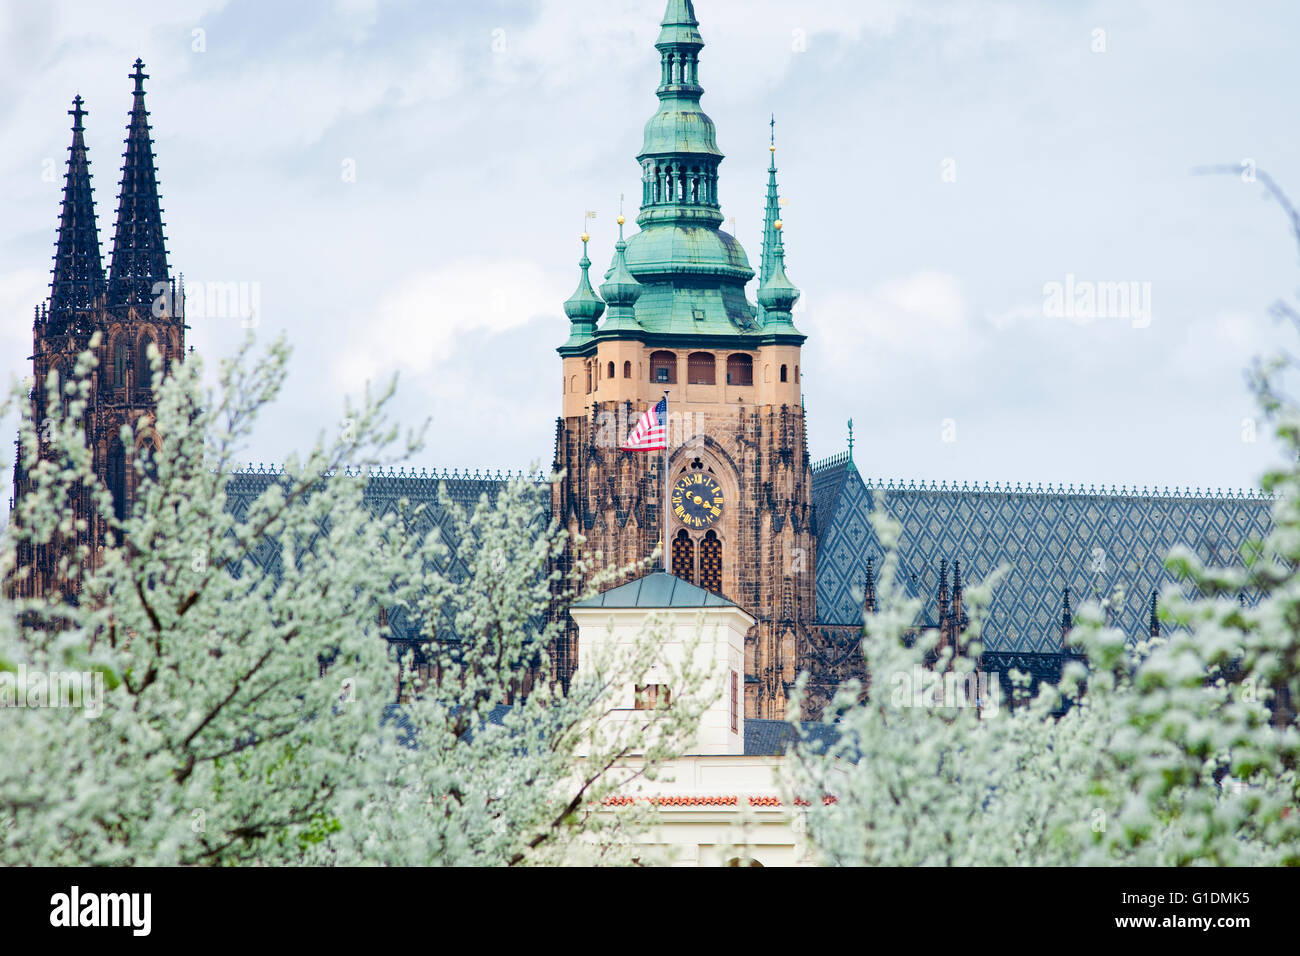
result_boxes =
[757,225,801,337]
[599,217,643,333]
[559,233,605,354]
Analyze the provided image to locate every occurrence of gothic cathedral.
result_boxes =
[11,60,184,599]
[551,1,816,719]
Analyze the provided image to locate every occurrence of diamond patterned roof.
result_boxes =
[811,460,1275,653]
[224,466,541,645]
[222,459,1275,658]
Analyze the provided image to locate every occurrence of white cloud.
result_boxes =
[811,270,970,365]
[332,257,568,392]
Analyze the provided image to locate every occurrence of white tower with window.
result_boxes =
[569,570,752,755]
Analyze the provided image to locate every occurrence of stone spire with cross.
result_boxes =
[107,59,170,309]
[49,94,106,322]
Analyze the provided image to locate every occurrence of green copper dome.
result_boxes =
[624,224,751,281]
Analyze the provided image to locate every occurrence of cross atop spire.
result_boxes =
[131,57,148,94]
[108,58,170,309]
[49,94,106,319]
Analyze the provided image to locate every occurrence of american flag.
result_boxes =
[621,397,667,451]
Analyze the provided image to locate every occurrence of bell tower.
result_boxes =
[552,0,817,718]
[11,60,184,599]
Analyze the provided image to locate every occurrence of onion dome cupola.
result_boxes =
[618,0,756,336]
[559,232,606,354]
[598,216,643,334]
[48,95,106,326]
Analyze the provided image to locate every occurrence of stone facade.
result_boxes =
[553,385,817,718]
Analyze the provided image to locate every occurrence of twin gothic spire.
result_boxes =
[48,58,170,320]
[107,59,170,309]
[49,95,105,317]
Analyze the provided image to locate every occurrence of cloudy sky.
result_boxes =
[2,0,1299,492]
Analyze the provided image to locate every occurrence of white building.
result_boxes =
[570,571,834,866]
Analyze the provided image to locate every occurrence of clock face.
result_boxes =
[672,473,724,529]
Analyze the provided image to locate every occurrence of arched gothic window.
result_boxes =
[113,343,127,387]
[107,438,127,521]
[623,360,631,379]
[699,531,722,594]
[671,530,695,583]
[137,337,155,391]
[139,439,159,485]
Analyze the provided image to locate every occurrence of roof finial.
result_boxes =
[847,418,854,460]
[131,58,148,95]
